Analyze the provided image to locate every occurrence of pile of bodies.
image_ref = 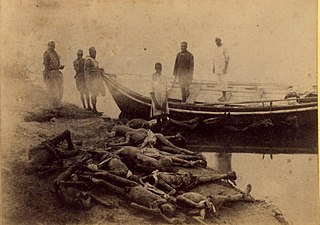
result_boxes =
[26,119,254,224]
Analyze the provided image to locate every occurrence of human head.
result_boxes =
[143,119,157,129]
[159,157,173,171]
[89,47,96,58]
[181,41,188,52]
[155,62,162,73]
[77,49,83,59]
[60,186,91,208]
[215,37,222,47]
[160,203,177,217]
[48,41,55,51]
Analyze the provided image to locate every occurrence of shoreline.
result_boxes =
[1,76,290,225]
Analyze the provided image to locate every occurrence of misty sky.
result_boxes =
[1,0,317,88]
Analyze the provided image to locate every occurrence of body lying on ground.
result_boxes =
[106,125,195,155]
[140,169,237,195]
[126,117,200,131]
[114,146,206,174]
[53,154,115,209]
[26,130,78,175]
[80,172,252,224]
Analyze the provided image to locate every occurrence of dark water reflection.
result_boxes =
[191,129,318,225]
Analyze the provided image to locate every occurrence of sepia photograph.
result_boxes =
[0,0,318,224]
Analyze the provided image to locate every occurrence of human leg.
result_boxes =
[130,202,177,224]
[92,171,139,187]
[85,91,91,110]
[185,75,192,100]
[168,118,199,130]
[87,177,127,196]
[91,95,97,112]
[48,129,74,150]
[179,77,187,102]
[57,72,64,101]
[155,133,195,155]
[80,91,86,108]
[197,171,237,184]
[218,74,227,102]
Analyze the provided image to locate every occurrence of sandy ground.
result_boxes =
[1,72,289,225]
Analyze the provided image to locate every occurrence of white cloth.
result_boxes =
[213,45,229,75]
[218,73,228,91]
[150,73,169,117]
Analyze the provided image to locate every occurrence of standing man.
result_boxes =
[84,47,106,114]
[73,49,91,109]
[213,37,230,102]
[43,41,64,102]
[173,41,194,102]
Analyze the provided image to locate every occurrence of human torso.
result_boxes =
[180,192,207,203]
[106,157,129,177]
[213,46,227,71]
[130,128,148,144]
[128,185,161,207]
[152,73,167,94]
[44,50,61,71]
[158,170,191,188]
[84,56,99,73]
[112,125,135,136]
[74,58,85,77]
[175,51,193,76]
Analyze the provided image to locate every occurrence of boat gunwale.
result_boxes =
[103,75,318,114]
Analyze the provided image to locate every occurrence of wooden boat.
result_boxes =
[102,73,317,128]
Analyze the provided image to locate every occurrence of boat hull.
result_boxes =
[103,76,318,128]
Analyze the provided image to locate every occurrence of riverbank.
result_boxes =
[1,75,289,225]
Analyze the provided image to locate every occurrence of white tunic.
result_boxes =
[213,45,230,75]
[150,73,169,117]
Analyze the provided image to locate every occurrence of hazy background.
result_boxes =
[0,1,318,224]
[1,0,317,88]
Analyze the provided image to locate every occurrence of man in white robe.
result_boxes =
[213,37,230,102]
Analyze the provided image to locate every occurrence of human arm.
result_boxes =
[73,60,78,72]
[162,76,169,110]
[43,53,51,72]
[84,59,91,72]
[173,54,179,77]
[176,195,205,209]
[162,96,168,111]
[108,132,132,146]
[223,48,230,74]
[150,92,162,109]
[130,202,177,224]
[189,54,194,77]
[212,57,215,74]
[73,61,79,78]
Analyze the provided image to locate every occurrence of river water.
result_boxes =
[205,152,319,225]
